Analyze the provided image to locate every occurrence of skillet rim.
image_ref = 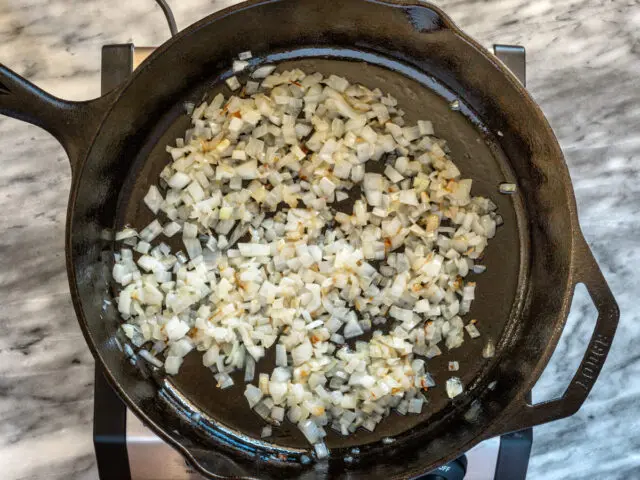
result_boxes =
[65,0,580,477]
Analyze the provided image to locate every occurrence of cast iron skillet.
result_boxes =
[0,0,619,478]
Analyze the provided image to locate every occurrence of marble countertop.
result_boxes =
[0,1,637,479]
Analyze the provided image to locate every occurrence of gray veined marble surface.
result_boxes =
[0,0,637,479]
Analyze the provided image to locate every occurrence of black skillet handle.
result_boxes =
[0,64,115,177]
[490,235,619,435]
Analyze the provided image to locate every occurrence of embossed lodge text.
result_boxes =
[576,334,610,391]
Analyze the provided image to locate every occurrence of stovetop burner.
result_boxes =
[94,43,532,480]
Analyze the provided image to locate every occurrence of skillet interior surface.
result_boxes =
[67,0,578,476]
[115,53,526,449]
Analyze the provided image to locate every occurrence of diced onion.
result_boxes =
[275,344,287,367]
[226,76,241,91]
[144,186,163,214]
[163,222,181,237]
[499,182,517,194]
[233,60,249,73]
[115,228,137,241]
[140,220,163,242]
[238,243,271,257]
[482,339,495,358]
[139,349,164,368]
[112,62,501,448]
[252,65,276,79]
[314,442,329,460]
[244,384,263,408]
[446,377,464,398]
[245,356,256,382]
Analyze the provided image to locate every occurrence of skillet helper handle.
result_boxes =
[0,64,111,176]
[496,235,619,434]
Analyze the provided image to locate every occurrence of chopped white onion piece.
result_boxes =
[465,323,481,339]
[408,398,424,414]
[225,76,241,91]
[275,344,287,367]
[139,349,164,368]
[244,384,263,408]
[115,228,137,241]
[314,442,329,460]
[499,182,517,194]
[343,318,364,339]
[168,172,191,190]
[163,221,181,237]
[215,372,234,389]
[238,243,271,257]
[233,60,249,73]
[418,120,434,136]
[299,419,322,444]
[164,356,183,375]
[252,65,276,79]
[384,165,404,183]
[446,377,464,398]
[245,356,256,382]
[140,220,163,242]
[482,339,495,358]
[144,186,163,214]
